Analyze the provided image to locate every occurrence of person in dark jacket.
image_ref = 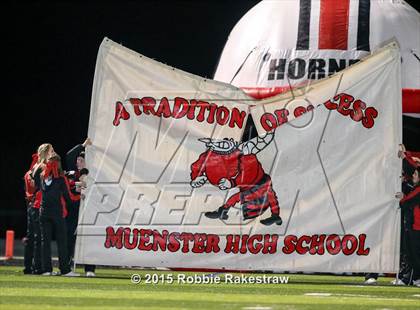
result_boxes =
[33,154,79,276]
[391,145,420,285]
[66,138,96,277]
[365,145,418,285]
[23,143,56,274]
[396,167,420,287]
[22,153,42,274]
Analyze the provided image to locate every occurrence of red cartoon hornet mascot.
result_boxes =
[190,132,282,226]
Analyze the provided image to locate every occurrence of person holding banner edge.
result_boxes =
[365,145,419,285]
[65,138,96,277]
[396,166,420,287]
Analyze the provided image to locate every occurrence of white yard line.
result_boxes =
[305,292,419,301]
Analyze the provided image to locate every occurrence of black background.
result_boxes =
[2,0,420,238]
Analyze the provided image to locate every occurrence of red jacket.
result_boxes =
[400,186,420,231]
[405,151,420,168]
[60,176,80,218]
[24,153,40,203]
[24,171,37,203]
[32,169,80,217]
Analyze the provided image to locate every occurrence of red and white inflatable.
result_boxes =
[214,0,420,116]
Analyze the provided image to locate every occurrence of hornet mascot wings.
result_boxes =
[190,132,282,226]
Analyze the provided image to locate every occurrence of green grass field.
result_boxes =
[0,266,419,309]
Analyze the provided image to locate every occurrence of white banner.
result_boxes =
[76,38,401,273]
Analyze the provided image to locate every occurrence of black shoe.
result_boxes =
[205,207,229,220]
[23,269,32,275]
[260,214,282,226]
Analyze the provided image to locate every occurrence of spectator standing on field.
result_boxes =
[65,138,96,277]
[396,166,420,287]
[22,149,47,274]
[33,153,79,276]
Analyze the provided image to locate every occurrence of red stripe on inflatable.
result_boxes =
[242,86,291,100]
[241,87,420,114]
[318,0,350,50]
[403,89,420,113]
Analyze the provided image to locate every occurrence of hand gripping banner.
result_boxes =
[76,38,401,273]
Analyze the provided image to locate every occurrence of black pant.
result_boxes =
[407,229,420,281]
[66,202,96,273]
[40,213,71,274]
[365,273,378,280]
[23,206,41,273]
[398,211,413,282]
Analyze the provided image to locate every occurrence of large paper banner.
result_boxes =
[76,38,401,273]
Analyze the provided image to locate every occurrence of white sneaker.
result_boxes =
[391,278,407,286]
[42,271,58,276]
[413,279,420,287]
[85,271,96,277]
[364,278,377,285]
[62,271,80,277]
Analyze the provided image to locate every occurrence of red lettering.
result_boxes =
[356,234,370,255]
[191,233,207,253]
[173,97,189,118]
[324,97,338,110]
[123,228,138,250]
[262,234,278,254]
[152,229,168,251]
[362,107,378,129]
[206,103,218,123]
[206,235,220,253]
[140,97,157,115]
[350,99,366,122]
[261,113,278,132]
[342,235,358,255]
[309,234,326,255]
[155,97,172,118]
[168,232,181,252]
[274,108,289,125]
[187,100,198,120]
[323,93,378,128]
[216,106,230,125]
[129,98,142,115]
[282,235,297,254]
[113,101,130,126]
[224,234,241,254]
[179,233,194,253]
[337,94,354,116]
[294,106,307,118]
[138,229,152,251]
[247,234,263,254]
[325,234,341,255]
[196,101,210,122]
[229,107,246,129]
[104,226,124,249]
[240,235,249,254]
[296,235,311,254]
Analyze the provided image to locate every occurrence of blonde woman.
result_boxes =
[23,143,55,275]
[33,154,78,276]
[32,143,55,172]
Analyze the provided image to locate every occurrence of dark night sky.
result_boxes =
[2,1,420,238]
